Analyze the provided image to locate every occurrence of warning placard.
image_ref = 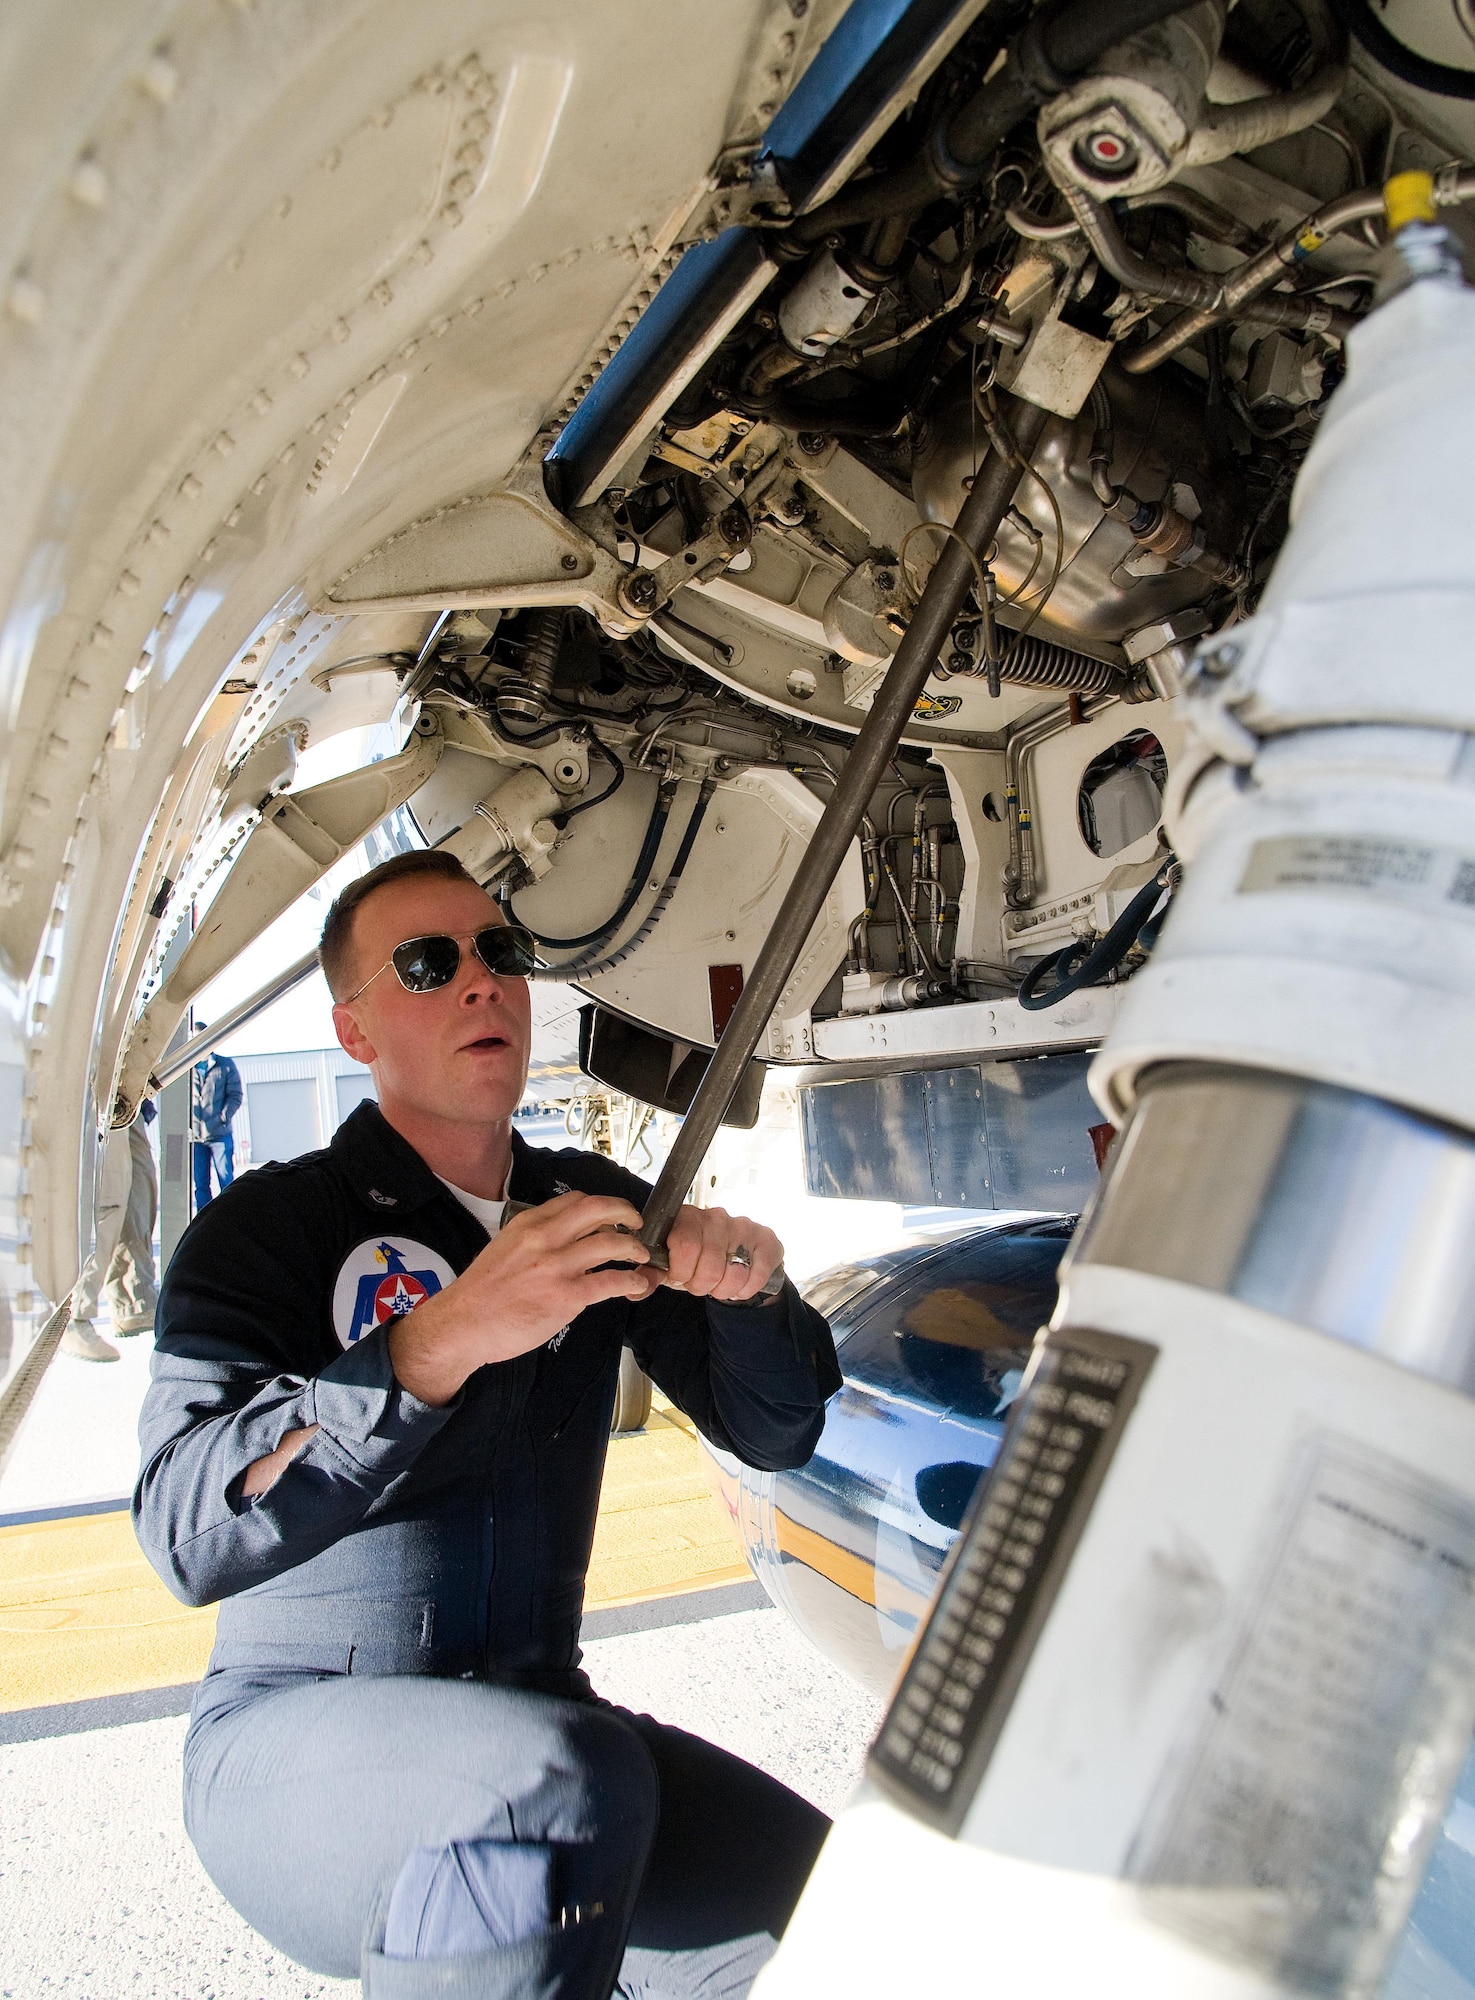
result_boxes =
[1239,833,1475,920]
[1135,1437,1475,1994]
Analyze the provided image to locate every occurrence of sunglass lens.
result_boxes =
[474,925,535,977]
[392,935,462,992]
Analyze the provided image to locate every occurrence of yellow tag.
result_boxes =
[1385,169,1437,232]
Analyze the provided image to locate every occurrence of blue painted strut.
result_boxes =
[542,0,986,514]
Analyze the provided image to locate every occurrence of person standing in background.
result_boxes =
[192,1032,243,1210]
[63,1098,162,1360]
[110,1098,160,1333]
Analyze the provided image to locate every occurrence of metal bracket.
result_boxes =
[321,459,645,638]
[111,713,445,1123]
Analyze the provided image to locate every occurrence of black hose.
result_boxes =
[553,740,625,826]
[1326,0,1475,98]
[1017,871,1170,1010]
[509,775,676,951]
[785,0,1210,247]
[729,381,911,437]
[556,779,717,978]
[1031,0,1201,82]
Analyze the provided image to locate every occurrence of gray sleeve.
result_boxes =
[134,1326,459,1606]
[626,1283,841,1472]
[132,1180,462,1605]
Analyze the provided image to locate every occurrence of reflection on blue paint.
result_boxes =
[1389,1737,1475,1997]
[719,1219,1069,1697]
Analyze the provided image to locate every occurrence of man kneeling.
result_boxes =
[134,850,840,1998]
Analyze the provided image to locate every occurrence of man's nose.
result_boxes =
[458,942,507,1003]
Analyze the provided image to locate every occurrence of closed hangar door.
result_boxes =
[245,1078,322,1166]
[334,1071,376,1124]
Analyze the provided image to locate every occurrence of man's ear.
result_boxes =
[333,1002,376,1066]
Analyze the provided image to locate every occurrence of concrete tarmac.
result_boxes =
[0,1604,883,1998]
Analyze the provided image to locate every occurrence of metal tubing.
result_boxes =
[1003,690,1116,908]
[1119,173,1475,374]
[150,948,321,1094]
[1182,55,1348,168]
[1062,185,1224,310]
[1121,185,1384,371]
[639,396,1049,1253]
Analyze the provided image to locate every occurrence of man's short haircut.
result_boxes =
[319,849,481,999]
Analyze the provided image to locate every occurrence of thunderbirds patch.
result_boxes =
[332,1238,458,1349]
[912,692,962,720]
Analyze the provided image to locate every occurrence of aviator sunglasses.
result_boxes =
[343,923,536,1003]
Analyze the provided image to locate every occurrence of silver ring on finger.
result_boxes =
[726,1244,752,1271]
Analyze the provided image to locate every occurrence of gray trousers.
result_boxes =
[183,1674,829,1998]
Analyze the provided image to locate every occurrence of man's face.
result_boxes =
[331,875,532,1127]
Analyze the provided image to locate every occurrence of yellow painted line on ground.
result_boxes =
[0,1393,750,1715]
[0,1508,217,1714]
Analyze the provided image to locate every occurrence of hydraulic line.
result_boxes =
[1064,185,1241,312]
[1005,692,1118,909]
[1064,185,1362,346]
[637,393,1050,1261]
[554,740,624,825]
[549,779,716,979]
[1016,868,1172,1010]
[509,774,676,953]
[783,0,1210,249]
[1124,171,1475,372]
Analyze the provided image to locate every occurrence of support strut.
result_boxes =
[637,394,1049,1265]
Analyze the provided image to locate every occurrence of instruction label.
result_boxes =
[870,1326,1156,1834]
[1239,833,1475,921]
[1135,1438,1475,1994]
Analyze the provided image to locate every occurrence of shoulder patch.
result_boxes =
[332,1237,457,1349]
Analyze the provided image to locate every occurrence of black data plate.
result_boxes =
[869,1325,1157,1835]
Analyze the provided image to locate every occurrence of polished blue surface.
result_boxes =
[707,1218,1070,1695]
[755,0,977,212]
[542,228,772,511]
[543,0,989,511]
[800,1053,1105,1211]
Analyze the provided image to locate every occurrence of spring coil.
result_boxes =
[520,608,563,696]
[497,608,563,724]
[997,632,1121,692]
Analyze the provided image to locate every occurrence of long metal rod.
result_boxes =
[640,393,1049,1255]
[0,1296,73,1484]
[150,947,321,1093]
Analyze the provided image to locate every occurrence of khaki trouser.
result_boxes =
[74,1124,158,1324]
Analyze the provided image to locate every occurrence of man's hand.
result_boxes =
[663,1204,782,1305]
[389,1193,655,1407]
[241,1199,784,1494]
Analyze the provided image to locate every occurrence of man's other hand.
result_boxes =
[389,1193,653,1406]
[663,1205,782,1304]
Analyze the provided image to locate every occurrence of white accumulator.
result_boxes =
[757,174,1475,2000]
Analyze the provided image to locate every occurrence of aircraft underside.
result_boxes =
[4,1,1475,1990]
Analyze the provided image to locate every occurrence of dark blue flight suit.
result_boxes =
[133,1103,841,1997]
